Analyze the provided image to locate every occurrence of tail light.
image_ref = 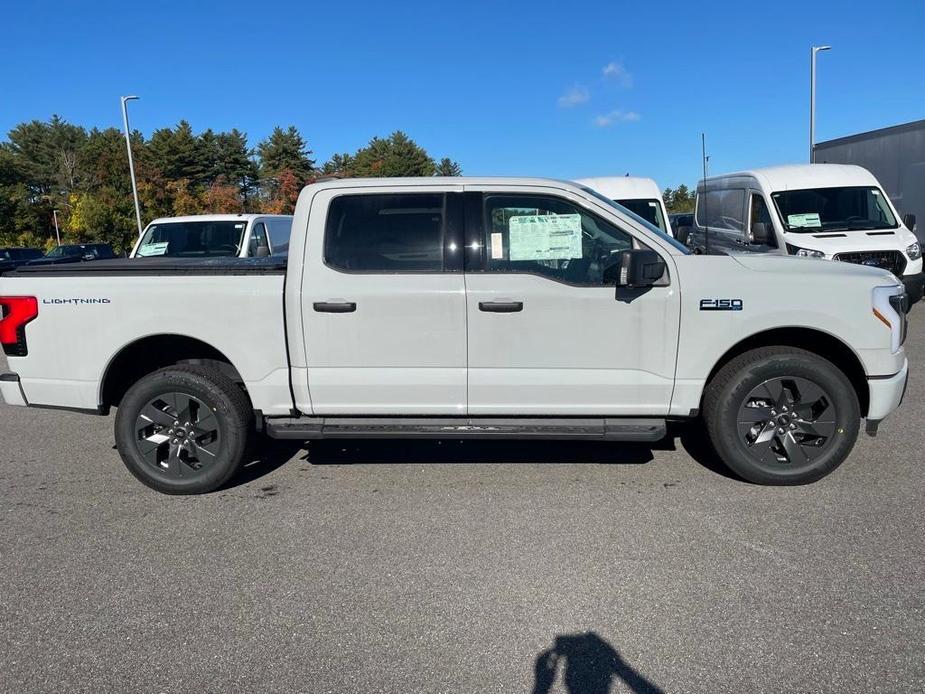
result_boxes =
[0,296,38,356]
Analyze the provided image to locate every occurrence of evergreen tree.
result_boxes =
[351,131,435,177]
[434,157,462,176]
[256,126,314,181]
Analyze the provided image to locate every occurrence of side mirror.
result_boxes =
[606,249,666,289]
[748,222,771,245]
[255,245,270,258]
[903,213,916,231]
[676,225,692,246]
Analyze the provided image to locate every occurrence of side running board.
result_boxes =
[264,416,666,442]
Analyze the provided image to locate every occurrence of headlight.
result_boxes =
[872,285,907,352]
[906,242,921,260]
[787,244,825,258]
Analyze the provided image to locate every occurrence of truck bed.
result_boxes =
[0,256,292,414]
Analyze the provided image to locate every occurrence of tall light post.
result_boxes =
[52,209,61,246]
[120,95,143,236]
[810,45,832,163]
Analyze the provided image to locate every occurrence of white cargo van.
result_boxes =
[574,177,673,237]
[131,214,293,259]
[687,164,924,302]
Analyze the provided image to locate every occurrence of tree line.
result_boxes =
[0,116,462,252]
[662,184,695,213]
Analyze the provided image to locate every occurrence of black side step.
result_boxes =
[264,416,667,442]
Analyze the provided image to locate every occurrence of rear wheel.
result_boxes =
[114,365,253,494]
[703,347,860,485]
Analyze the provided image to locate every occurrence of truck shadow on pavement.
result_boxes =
[227,421,741,488]
[532,631,663,694]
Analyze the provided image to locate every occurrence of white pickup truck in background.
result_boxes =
[131,214,293,258]
[0,177,911,493]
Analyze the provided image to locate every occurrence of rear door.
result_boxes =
[463,187,680,415]
[301,186,467,414]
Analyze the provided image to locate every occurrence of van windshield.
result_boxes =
[136,221,247,257]
[771,186,897,233]
[614,198,668,233]
[579,186,690,253]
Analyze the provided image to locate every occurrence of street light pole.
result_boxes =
[52,209,61,246]
[810,45,832,163]
[120,95,143,236]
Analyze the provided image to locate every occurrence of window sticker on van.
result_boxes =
[787,212,822,228]
[508,214,582,261]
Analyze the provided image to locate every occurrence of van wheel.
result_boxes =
[114,365,253,494]
[703,347,859,485]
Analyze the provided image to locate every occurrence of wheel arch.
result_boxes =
[100,333,245,409]
[703,327,870,416]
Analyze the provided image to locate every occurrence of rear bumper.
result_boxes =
[0,373,27,407]
[866,359,909,430]
[902,272,925,304]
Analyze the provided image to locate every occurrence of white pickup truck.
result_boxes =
[131,214,293,259]
[0,177,911,493]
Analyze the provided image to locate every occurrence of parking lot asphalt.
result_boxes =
[1,319,923,694]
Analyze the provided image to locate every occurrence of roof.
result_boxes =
[147,213,293,225]
[303,176,633,199]
[700,164,881,192]
[816,119,925,149]
[573,176,662,200]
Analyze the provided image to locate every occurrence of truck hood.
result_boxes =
[730,253,899,285]
[781,227,918,256]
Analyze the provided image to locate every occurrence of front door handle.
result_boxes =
[479,301,523,313]
[313,301,357,313]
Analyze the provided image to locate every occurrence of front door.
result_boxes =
[464,189,680,415]
[302,188,467,414]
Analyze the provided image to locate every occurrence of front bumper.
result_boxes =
[865,358,909,434]
[0,373,27,407]
[902,272,925,304]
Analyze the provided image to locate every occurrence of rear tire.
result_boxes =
[703,347,860,485]
[114,365,253,494]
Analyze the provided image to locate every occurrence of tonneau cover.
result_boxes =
[9,256,287,276]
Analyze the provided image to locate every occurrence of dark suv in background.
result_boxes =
[0,247,44,274]
[26,243,117,266]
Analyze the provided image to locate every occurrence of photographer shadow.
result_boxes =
[532,631,663,694]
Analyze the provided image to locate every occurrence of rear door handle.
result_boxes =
[313,301,357,313]
[479,301,523,313]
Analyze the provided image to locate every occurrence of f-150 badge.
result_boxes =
[700,299,743,311]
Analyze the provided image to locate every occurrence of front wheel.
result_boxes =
[114,365,253,494]
[703,347,860,485]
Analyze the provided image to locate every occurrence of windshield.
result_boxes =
[136,221,247,257]
[771,186,897,233]
[44,246,84,258]
[579,186,690,253]
[615,198,668,233]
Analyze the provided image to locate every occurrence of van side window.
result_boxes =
[248,222,269,256]
[481,195,633,286]
[749,194,777,247]
[325,194,445,272]
[697,189,746,232]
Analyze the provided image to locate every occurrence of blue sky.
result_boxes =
[2,0,923,188]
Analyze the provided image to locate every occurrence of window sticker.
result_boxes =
[508,214,582,261]
[491,232,504,259]
[136,241,169,257]
[787,212,821,228]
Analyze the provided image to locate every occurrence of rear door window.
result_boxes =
[324,194,445,272]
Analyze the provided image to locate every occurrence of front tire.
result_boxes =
[114,365,253,494]
[703,347,860,485]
